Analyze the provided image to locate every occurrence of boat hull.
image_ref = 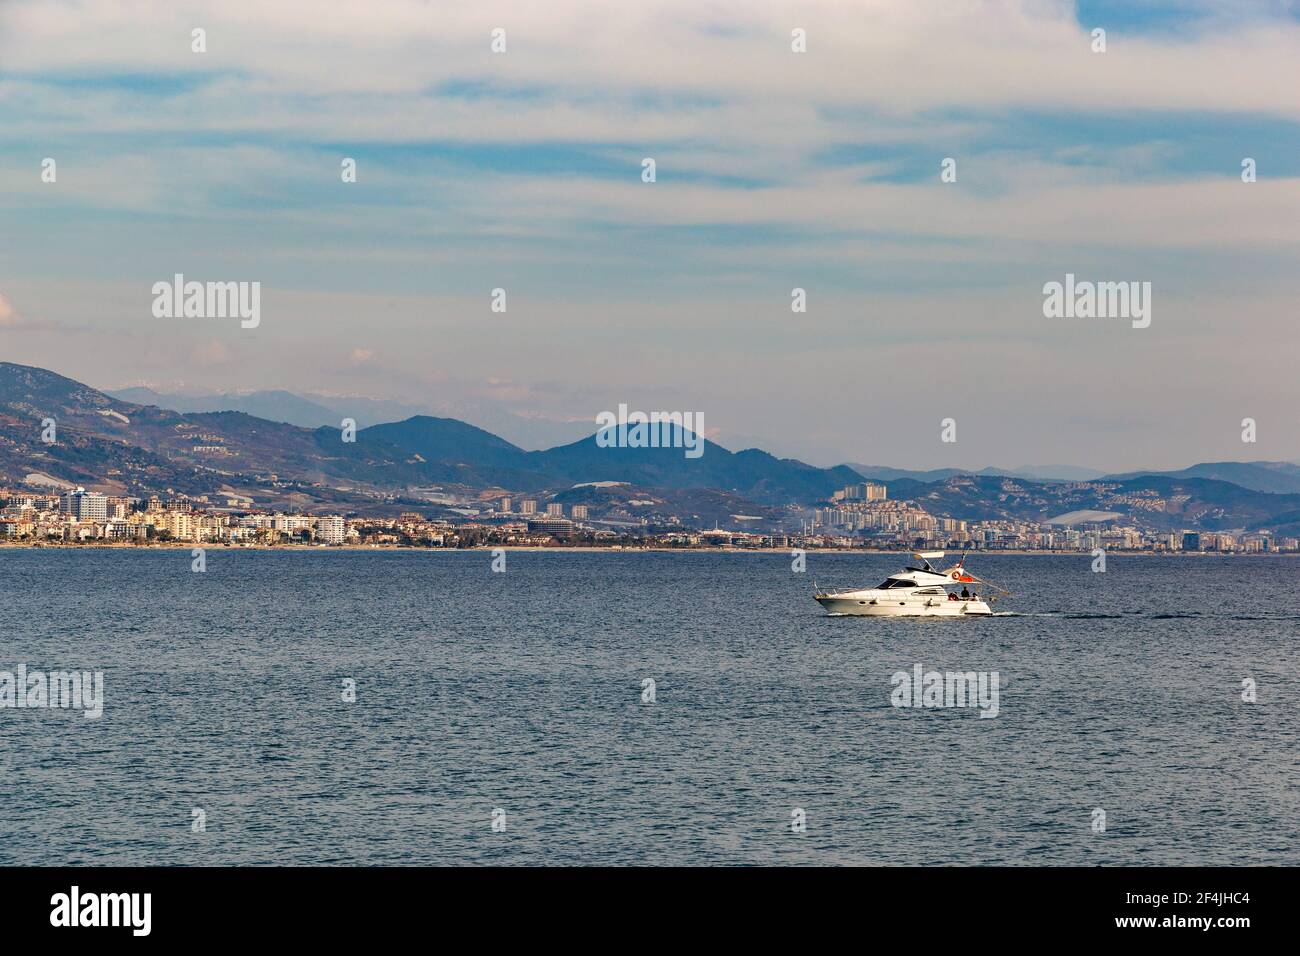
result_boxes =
[815,594,992,617]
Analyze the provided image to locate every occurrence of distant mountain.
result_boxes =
[2,362,432,506]
[1103,461,1300,495]
[367,419,864,503]
[849,465,1011,482]
[848,464,1106,483]
[358,416,555,490]
[541,433,863,503]
[4,363,864,507]
[885,472,1300,537]
[1,363,190,492]
[362,416,527,468]
[1014,464,1108,481]
[110,386,339,428]
[106,385,592,450]
[8,361,1300,532]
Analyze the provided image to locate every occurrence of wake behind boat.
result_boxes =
[814,551,1008,617]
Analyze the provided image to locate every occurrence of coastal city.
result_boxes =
[3,479,1295,553]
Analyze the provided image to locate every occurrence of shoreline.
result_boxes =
[0,542,1294,557]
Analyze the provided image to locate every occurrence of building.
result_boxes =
[61,488,108,522]
[520,500,538,515]
[163,511,194,540]
[105,496,132,519]
[274,514,315,533]
[104,520,145,540]
[1181,532,1201,552]
[1242,532,1272,552]
[316,516,347,545]
[833,482,887,502]
[527,518,575,538]
[546,503,564,517]
[571,505,589,520]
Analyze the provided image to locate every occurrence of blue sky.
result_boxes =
[2,0,1299,469]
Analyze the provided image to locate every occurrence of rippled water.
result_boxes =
[0,548,1295,865]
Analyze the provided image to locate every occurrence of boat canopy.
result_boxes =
[908,550,945,572]
[891,568,956,586]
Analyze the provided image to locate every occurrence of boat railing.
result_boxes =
[812,581,865,597]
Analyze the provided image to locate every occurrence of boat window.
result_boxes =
[877,578,915,589]
[914,587,944,595]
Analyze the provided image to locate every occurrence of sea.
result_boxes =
[0,548,1295,865]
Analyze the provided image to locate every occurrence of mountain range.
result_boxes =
[107,385,593,450]
[848,464,1107,483]
[105,383,1300,495]
[1,362,859,512]
[1100,460,1300,495]
[882,473,1300,537]
[4,361,1300,535]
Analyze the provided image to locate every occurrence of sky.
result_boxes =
[1,0,1298,470]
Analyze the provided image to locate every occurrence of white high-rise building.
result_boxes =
[61,488,108,522]
[316,516,347,545]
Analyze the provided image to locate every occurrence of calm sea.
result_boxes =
[0,549,1295,866]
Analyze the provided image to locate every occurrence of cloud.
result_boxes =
[4,1,1300,142]
[189,339,231,366]
[0,293,20,326]
[0,292,66,332]
[2,0,1299,469]
[5,1,1298,249]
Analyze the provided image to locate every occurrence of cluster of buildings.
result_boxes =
[830,481,888,502]
[804,479,1298,553]
[810,503,1297,553]
[2,482,1297,553]
[0,487,610,548]
[814,500,943,534]
[491,497,589,520]
[0,488,355,545]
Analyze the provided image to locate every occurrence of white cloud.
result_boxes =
[0,293,20,326]
[190,338,232,366]
[3,0,1299,468]
[3,1,1299,140]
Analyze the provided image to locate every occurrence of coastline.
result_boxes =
[0,542,1294,556]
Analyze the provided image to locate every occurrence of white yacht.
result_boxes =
[813,552,1005,617]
